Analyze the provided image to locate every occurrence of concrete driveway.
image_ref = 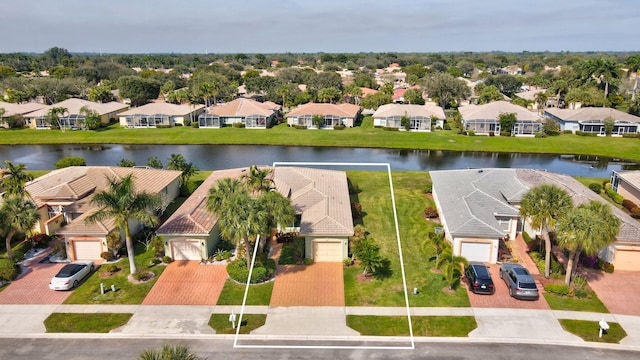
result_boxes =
[584,270,640,316]
[269,263,344,307]
[466,264,549,310]
[142,261,227,305]
[0,251,71,305]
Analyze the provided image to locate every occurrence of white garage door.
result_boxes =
[171,240,201,261]
[614,250,640,271]
[312,240,343,262]
[460,242,491,263]
[72,240,102,260]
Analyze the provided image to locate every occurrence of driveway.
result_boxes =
[142,261,227,305]
[466,264,549,310]
[584,269,640,316]
[0,251,71,305]
[269,263,344,306]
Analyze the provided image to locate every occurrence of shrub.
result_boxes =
[622,199,637,211]
[424,207,439,218]
[215,239,235,252]
[12,250,25,263]
[588,183,602,193]
[351,202,362,219]
[232,122,245,128]
[343,258,353,267]
[155,124,171,128]
[545,130,561,136]
[443,123,451,130]
[563,130,573,134]
[103,264,119,273]
[545,284,572,296]
[55,156,86,169]
[383,127,399,131]
[575,130,598,137]
[226,256,275,284]
[631,207,640,218]
[132,271,150,281]
[467,130,475,136]
[303,258,314,265]
[100,251,115,261]
[534,132,547,138]
[14,241,32,254]
[424,183,433,193]
[30,234,52,248]
[333,125,345,130]
[488,131,495,137]
[162,255,172,264]
[622,133,640,138]
[600,261,615,273]
[151,258,161,265]
[604,184,624,204]
[0,259,18,281]
[294,125,308,129]
[190,121,199,128]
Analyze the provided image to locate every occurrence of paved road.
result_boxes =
[0,338,637,359]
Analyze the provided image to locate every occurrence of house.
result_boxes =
[372,103,445,131]
[431,168,640,269]
[158,166,354,262]
[392,85,421,103]
[24,98,128,129]
[25,166,181,261]
[197,98,280,128]
[544,107,640,135]
[611,170,640,206]
[0,101,47,128]
[513,89,550,110]
[458,100,542,136]
[118,102,205,128]
[286,103,360,129]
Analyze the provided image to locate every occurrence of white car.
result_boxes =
[49,261,95,290]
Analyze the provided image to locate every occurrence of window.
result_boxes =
[198,114,221,128]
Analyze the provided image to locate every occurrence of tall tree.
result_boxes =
[520,185,573,278]
[117,76,161,106]
[626,55,640,102]
[424,73,471,109]
[0,195,39,260]
[241,166,273,195]
[46,106,68,131]
[85,175,161,274]
[166,154,198,186]
[1,160,33,197]
[556,201,620,285]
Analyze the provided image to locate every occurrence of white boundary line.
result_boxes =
[232,161,414,350]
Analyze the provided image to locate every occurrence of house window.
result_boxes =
[198,114,221,128]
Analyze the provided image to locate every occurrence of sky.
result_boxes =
[1,0,639,54]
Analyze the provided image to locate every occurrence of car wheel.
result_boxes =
[499,269,503,279]
[90,265,94,272]
[508,286,513,297]
[73,280,78,289]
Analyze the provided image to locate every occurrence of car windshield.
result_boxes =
[474,266,490,279]
[519,282,537,289]
[513,268,530,276]
[56,264,79,277]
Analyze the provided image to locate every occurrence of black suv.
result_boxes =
[464,262,495,295]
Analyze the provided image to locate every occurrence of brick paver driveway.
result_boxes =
[584,270,640,316]
[466,264,549,310]
[142,261,227,305]
[270,263,344,307]
[0,252,71,304]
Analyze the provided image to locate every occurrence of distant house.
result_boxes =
[431,168,640,268]
[286,103,360,129]
[25,167,181,261]
[611,170,640,206]
[119,102,205,128]
[513,89,552,110]
[25,98,128,129]
[198,98,280,129]
[0,101,46,128]
[544,107,640,135]
[458,100,541,136]
[392,85,421,103]
[158,167,354,262]
[496,65,523,75]
[372,103,445,131]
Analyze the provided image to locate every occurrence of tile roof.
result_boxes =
[206,98,277,117]
[373,103,445,119]
[27,98,128,117]
[287,103,360,118]
[545,107,640,123]
[0,101,47,117]
[119,102,205,117]
[615,171,640,192]
[514,89,548,101]
[459,100,539,121]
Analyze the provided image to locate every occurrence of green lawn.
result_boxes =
[559,319,627,343]
[2,124,640,162]
[43,313,132,333]
[208,314,266,334]
[344,171,470,307]
[63,244,166,304]
[347,316,477,336]
[216,279,274,305]
[543,293,609,313]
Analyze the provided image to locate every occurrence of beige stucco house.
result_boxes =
[119,102,205,128]
[459,100,542,136]
[24,98,128,129]
[0,101,47,128]
[287,103,360,129]
[198,98,280,129]
[372,103,445,131]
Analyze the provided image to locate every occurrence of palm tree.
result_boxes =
[259,190,295,237]
[241,165,273,195]
[520,184,573,278]
[533,92,548,114]
[436,247,468,290]
[166,154,199,186]
[47,106,68,131]
[576,59,621,102]
[354,237,384,276]
[138,344,205,360]
[556,201,620,285]
[1,160,34,197]
[0,195,40,260]
[626,55,640,102]
[85,174,161,274]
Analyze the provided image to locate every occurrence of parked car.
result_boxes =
[499,263,539,300]
[49,261,94,291]
[464,262,495,295]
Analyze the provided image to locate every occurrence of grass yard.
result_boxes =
[344,171,470,307]
[347,315,477,336]
[559,319,627,343]
[2,123,640,162]
[543,293,609,313]
[63,244,167,304]
[44,313,132,333]
[216,279,274,305]
[208,314,267,334]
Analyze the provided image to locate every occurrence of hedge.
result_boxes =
[0,259,18,281]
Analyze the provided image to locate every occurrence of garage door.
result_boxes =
[72,240,102,260]
[171,240,201,261]
[312,240,343,262]
[614,250,640,271]
[460,242,491,263]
